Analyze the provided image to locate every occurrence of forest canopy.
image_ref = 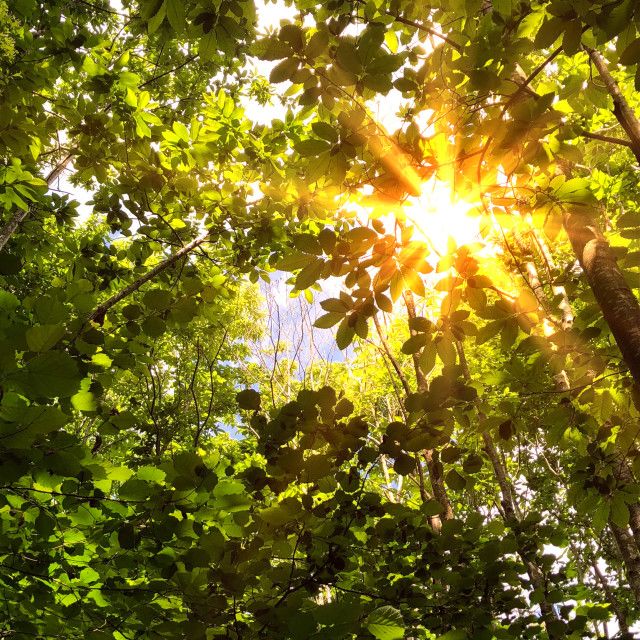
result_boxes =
[3,0,640,638]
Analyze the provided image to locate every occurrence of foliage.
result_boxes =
[2,0,640,638]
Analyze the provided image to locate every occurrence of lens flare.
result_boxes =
[403,178,488,256]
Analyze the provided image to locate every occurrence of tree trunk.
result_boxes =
[584,47,640,163]
[589,549,630,635]
[454,339,559,629]
[564,208,640,385]
[615,455,640,550]
[520,222,640,610]
[610,522,640,605]
[402,290,453,522]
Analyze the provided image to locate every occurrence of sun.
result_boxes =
[402,177,493,256]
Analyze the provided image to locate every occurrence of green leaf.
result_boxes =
[147,0,166,34]
[610,496,630,527]
[71,390,97,412]
[136,466,166,483]
[314,312,343,328]
[26,324,65,352]
[336,317,355,350]
[393,453,415,475]
[199,31,218,61]
[534,17,564,49]
[555,177,593,203]
[295,258,324,289]
[620,37,640,65]
[270,57,299,83]
[320,297,349,313]
[419,340,436,376]
[79,567,100,584]
[366,606,404,640]
[25,352,80,398]
[445,469,466,491]
[562,21,582,55]
[463,453,483,474]
[498,419,514,440]
[280,23,304,52]
[312,121,338,142]
[35,510,55,537]
[118,523,136,549]
[375,293,393,313]
[592,501,610,533]
[336,41,362,74]
[306,30,329,57]
[422,499,444,516]
[166,0,185,31]
[436,335,456,366]
[143,289,172,311]
[295,138,331,157]
[439,631,468,640]
[401,334,427,354]
[276,251,313,271]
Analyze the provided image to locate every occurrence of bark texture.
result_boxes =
[585,46,640,163]
[610,522,640,605]
[564,209,640,385]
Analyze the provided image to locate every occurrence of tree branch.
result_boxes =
[85,233,209,325]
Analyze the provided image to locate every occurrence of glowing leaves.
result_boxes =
[346,226,378,255]
[552,177,594,204]
[374,240,430,302]
[71,389,98,412]
[366,606,404,640]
